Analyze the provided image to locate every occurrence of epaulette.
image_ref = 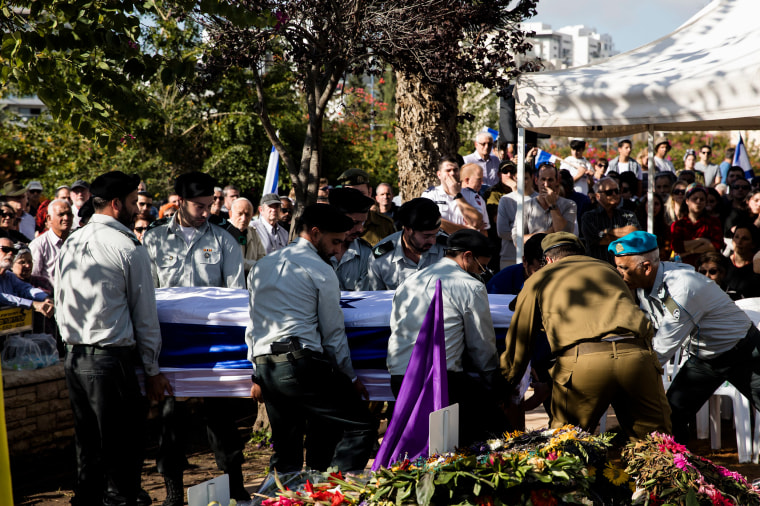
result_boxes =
[147,217,170,231]
[117,229,141,246]
[372,240,394,258]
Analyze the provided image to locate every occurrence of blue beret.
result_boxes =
[608,231,658,256]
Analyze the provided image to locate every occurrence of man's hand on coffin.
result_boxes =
[353,378,369,400]
[250,383,264,402]
[146,372,173,402]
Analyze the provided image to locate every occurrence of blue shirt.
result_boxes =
[0,271,48,308]
[486,263,526,295]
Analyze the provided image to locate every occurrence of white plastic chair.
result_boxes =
[707,382,753,463]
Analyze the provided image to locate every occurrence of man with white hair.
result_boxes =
[29,199,73,286]
[463,131,500,187]
[253,193,289,254]
[225,197,266,275]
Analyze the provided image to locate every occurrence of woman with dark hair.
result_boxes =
[636,193,672,261]
[745,190,760,229]
[0,201,31,243]
[705,187,725,222]
[697,251,729,290]
[724,224,760,300]
[670,183,723,266]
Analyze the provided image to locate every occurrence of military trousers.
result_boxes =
[256,350,377,473]
[667,325,760,443]
[550,339,672,440]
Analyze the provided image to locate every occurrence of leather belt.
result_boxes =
[66,344,134,357]
[254,348,321,365]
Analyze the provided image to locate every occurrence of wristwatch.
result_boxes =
[453,192,464,200]
[547,204,557,211]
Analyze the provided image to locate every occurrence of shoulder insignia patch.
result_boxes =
[373,240,394,258]
[117,229,141,246]
[147,217,169,231]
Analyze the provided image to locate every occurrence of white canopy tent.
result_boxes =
[511,0,760,255]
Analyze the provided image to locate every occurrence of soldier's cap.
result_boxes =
[337,168,370,186]
[2,180,27,197]
[299,204,353,233]
[499,160,517,174]
[90,171,141,201]
[541,232,585,255]
[174,171,216,199]
[260,193,282,207]
[446,229,491,258]
[26,181,43,192]
[328,187,375,214]
[71,179,90,191]
[608,231,658,256]
[397,198,441,231]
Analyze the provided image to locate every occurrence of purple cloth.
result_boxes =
[372,280,448,470]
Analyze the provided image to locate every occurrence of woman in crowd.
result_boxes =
[697,251,729,290]
[724,224,760,300]
[133,212,154,243]
[12,247,53,294]
[705,187,725,222]
[745,190,760,229]
[0,202,31,243]
[670,183,723,266]
[636,193,672,261]
[664,179,689,226]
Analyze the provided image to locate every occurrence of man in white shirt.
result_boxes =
[606,139,643,180]
[559,139,592,195]
[252,193,289,253]
[29,199,72,286]
[421,155,483,234]
[462,131,500,187]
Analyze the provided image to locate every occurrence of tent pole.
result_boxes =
[647,127,655,234]
[516,128,525,261]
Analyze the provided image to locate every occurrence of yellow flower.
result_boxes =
[587,466,596,478]
[603,462,629,486]
[528,457,546,472]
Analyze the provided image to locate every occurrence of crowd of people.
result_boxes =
[4,130,759,506]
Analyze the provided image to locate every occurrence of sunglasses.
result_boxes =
[698,267,720,276]
[733,185,751,190]
[213,196,224,201]
[134,226,147,233]
[0,211,13,218]
[701,151,711,155]
[599,188,620,196]
[672,189,686,196]
[0,246,17,254]
[596,163,608,168]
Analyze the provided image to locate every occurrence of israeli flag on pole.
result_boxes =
[262,145,279,197]
[535,148,560,166]
[733,134,753,179]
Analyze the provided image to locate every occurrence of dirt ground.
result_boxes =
[11,404,760,505]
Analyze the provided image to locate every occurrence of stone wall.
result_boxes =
[2,363,74,455]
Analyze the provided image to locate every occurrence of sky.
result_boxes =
[529,0,711,53]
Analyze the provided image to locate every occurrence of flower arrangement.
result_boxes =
[623,432,760,505]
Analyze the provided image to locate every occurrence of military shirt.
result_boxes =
[388,257,499,376]
[143,216,245,289]
[501,255,654,387]
[55,214,162,376]
[637,261,752,365]
[330,238,373,291]
[246,238,355,379]
[361,210,396,247]
[365,231,447,291]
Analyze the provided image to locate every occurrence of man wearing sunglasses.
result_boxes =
[695,145,720,187]
[581,178,640,262]
[388,229,509,444]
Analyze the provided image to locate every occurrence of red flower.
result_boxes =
[530,489,558,506]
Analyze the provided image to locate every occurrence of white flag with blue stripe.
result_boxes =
[535,148,560,166]
[733,134,753,179]
[262,145,279,197]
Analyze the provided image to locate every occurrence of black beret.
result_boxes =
[398,198,441,231]
[337,168,371,186]
[174,171,217,199]
[299,204,354,233]
[90,171,141,201]
[328,187,375,214]
[446,229,491,258]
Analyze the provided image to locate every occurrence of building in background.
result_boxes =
[520,22,617,69]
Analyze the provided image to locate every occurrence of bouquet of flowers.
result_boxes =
[623,432,760,505]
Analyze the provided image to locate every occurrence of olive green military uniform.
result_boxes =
[361,210,396,247]
[502,255,671,439]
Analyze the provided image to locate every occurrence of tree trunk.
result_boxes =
[395,71,460,202]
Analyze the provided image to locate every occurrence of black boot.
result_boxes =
[162,473,184,506]
[227,466,251,501]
